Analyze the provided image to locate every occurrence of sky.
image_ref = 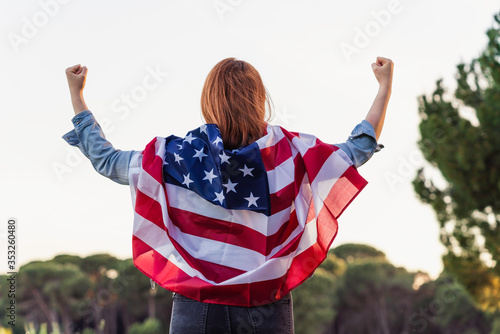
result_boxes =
[0,0,498,279]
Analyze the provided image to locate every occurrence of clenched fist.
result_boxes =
[66,64,88,95]
[371,57,393,90]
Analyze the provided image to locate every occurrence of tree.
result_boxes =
[293,253,345,334]
[408,276,492,334]
[328,258,415,334]
[331,244,386,263]
[413,12,500,312]
[17,261,92,333]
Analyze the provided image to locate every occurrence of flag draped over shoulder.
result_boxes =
[128,123,367,307]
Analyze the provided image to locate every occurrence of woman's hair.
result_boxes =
[201,58,273,150]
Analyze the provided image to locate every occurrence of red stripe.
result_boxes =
[167,233,246,283]
[293,153,307,194]
[167,206,299,257]
[133,235,295,306]
[141,138,164,184]
[260,136,292,172]
[135,190,166,230]
[141,137,158,168]
[324,167,367,218]
[269,182,294,215]
[301,141,335,183]
[316,198,339,253]
[270,211,301,258]
[280,129,340,185]
[284,242,326,291]
[168,206,268,255]
[264,213,299,255]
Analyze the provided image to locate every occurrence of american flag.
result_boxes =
[128,123,367,306]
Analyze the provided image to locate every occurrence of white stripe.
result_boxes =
[257,125,285,150]
[266,157,294,194]
[219,255,294,285]
[133,212,213,282]
[167,223,266,271]
[128,151,143,206]
[165,183,292,237]
[310,152,350,216]
[154,136,166,155]
[222,218,319,285]
[291,133,317,155]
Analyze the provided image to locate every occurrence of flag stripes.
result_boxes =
[129,124,367,306]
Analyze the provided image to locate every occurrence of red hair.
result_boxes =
[201,58,273,150]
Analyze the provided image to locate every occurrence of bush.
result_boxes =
[128,318,162,334]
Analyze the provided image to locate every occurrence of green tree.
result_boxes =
[408,276,492,334]
[331,243,386,263]
[115,259,173,331]
[17,260,92,333]
[413,12,500,312]
[293,253,345,334]
[128,318,162,334]
[329,258,415,334]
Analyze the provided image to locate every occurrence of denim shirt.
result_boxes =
[62,110,382,185]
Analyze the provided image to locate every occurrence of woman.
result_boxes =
[63,57,393,333]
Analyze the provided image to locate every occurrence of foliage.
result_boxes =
[413,12,500,312]
[9,245,495,334]
[293,253,345,334]
[330,243,386,263]
[127,318,162,334]
[328,258,415,333]
[407,276,492,334]
[13,254,173,334]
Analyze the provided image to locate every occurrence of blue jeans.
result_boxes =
[169,292,294,334]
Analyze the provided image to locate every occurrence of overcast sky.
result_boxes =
[1,0,498,278]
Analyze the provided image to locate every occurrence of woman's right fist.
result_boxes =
[371,57,393,89]
[66,64,88,94]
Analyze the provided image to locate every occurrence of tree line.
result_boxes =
[0,244,497,333]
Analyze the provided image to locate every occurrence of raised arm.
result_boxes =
[63,64,136,185]
[365,57,393,141]
[66,64,89,115]
[333,57,392,168]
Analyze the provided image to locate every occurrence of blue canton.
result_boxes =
[162,124,271,215]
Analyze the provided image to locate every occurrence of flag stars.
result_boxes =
[212,136,223,146]
[200,124,208,134]
[219,151,231,164]
[213,190,225,204]
[244,192,259,207]
[239,164,254,177]
[177,144,183,150]
[183,132,196,144]
[203,169,218,184]
[182,173,194,188]
[223,179,238,193]
[193,148,208,162]
[174,153,184,164]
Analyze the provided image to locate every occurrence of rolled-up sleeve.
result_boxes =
[335,120,384,168]
[61,110,135,185]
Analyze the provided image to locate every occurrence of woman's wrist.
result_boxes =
[70,91,88,115]
[378,83,392,96]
